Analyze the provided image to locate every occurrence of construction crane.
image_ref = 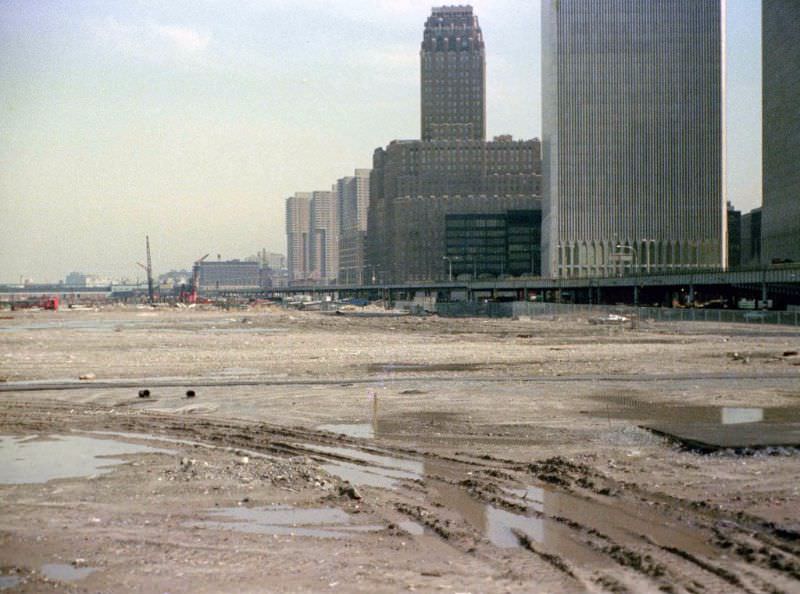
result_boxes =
[136,235,155,305]
[188,253,210,304]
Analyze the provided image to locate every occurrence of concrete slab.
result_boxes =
[643,422,800,452]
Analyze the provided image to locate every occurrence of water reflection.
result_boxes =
[424,458,713,565]
[0,435,173,484]
[40,564,97,582]
[0,576,20,590]
[720,407,763,425]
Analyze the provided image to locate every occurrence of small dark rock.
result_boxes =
[186,389,196,398]
[339,483,362,500]
[783,350,798,357]
[138,389,150,398]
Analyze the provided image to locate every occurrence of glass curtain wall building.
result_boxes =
[445,210,541,279]
[542,0,726,278]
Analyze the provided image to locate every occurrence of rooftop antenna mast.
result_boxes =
[136,235,155,305]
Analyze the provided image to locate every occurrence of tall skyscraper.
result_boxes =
[286,193,311,284]
[542,0,726,278]
[421,6,485,141]
[761,0,800,264]
[365,6,542,283]
[337,169,371,284]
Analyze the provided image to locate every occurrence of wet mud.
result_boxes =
[1,309,799,592]
[1,400,798,592]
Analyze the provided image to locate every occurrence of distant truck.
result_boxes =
[738,298,772,310]
[10,295,59,311]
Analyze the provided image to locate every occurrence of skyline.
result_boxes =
[1,1,762,283]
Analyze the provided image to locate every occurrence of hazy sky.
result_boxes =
[0,0,762,283]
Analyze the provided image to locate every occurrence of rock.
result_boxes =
[79,373,96,380]
[783,350,798,357]
[186,389,196,398]
[339,483,362,500]
[237,456,249,465]
[72,558,87,568]
[138,389,150,398]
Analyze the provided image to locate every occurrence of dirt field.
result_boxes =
[1,306,799,593]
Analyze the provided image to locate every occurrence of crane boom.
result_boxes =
[189,253,210,303]
[145,235,154,305]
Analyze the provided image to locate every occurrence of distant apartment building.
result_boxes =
[64,272,112,287]
[247,249,286,271]
[286,190,340,286]
[337,169,371,284]
[366,7,542,283]
[195,260,260,290]
[64,272,86,287]
[246,250,287,287]
[286,193,312,285]
[310,190,339,284]
[727,203,742,269]
[741,207,763,267]
[542,0,726,277]
[762,0,800,263]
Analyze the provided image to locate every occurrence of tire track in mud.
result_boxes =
[2,399,799,593]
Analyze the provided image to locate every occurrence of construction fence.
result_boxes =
[434,301,800,327]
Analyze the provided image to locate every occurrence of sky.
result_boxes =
[0,0,762,283]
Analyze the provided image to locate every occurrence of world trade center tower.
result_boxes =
[542,0,726,278]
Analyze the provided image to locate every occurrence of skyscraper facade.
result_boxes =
[421,6,485,142]
[366,6,542,283]
[368,137,542,282]
[286,193,311,285]
[542,0,726,278]
[309,190,339,284]
[337,169,371,284]
[761,0,800,264]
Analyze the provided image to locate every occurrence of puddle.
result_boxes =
[191,505,383,539]
[84,430,278,461]
[0,576,20,590]
[317,406,462,441]
[302,443,423,476]
[40,564,97,582]
[322,460,418,489]
[0,435,173,484]
[504,484,715,558]
[302,443,423,488]
[427,476,603,561]
[318,423,374,439]
[594,399,800,450]
[426,456,714,565]
[398,520,426,536]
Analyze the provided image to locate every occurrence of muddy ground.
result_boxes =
[0,306,799,593]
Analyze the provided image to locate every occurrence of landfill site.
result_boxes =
[1,305,799,593]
